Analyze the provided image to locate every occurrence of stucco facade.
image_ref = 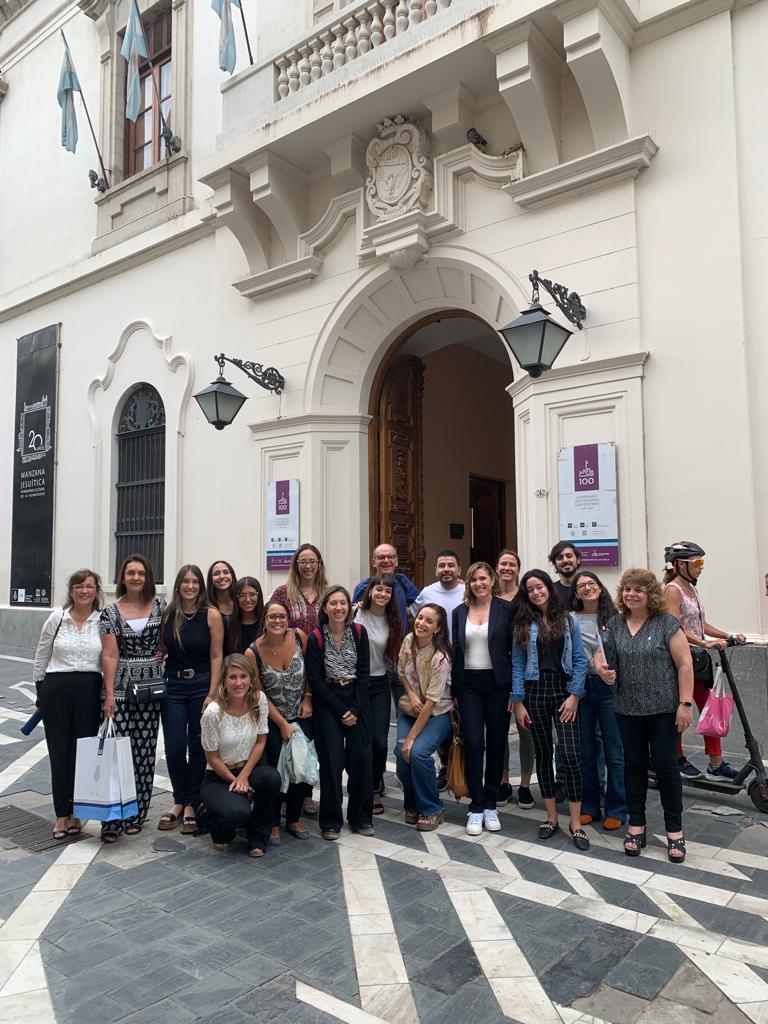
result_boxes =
[0,0,766,641]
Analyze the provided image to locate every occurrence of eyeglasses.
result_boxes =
[374,555,396,562]
[297,560,318,568]
[265,614,288,622]
[575,581,598,593]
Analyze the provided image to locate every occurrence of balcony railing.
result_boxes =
[275,0,457,100]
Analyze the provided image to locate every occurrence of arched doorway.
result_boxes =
[369,312,516,586]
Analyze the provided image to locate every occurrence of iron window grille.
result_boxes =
[114,383,165,582]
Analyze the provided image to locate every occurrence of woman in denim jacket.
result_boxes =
[510,570,589,850]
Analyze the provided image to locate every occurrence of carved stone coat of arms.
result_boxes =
[365,115,433,221]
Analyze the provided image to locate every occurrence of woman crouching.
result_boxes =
[200,655,280,857]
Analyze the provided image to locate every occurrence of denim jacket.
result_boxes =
[511,613,588,701]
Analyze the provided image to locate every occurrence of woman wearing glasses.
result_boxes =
[246,600,313,844]
[569,572,625,831]
[663,542,745,780]
[271,545,327,636]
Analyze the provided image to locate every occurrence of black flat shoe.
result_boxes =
[623,831,646,857]
[538,820,560,840]
[569,827,590,851]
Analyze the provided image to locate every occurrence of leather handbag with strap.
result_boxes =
[445,707,469,801]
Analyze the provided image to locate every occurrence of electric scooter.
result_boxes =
[651,640,768,813]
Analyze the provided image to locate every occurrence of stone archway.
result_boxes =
[303,245,529,417]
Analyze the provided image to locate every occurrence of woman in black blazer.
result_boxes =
[452,562,513,836]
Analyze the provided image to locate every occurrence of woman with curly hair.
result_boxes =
[271,544,328,636]
[510,570,589,849]
[355,574,403,813]
[603,569,693,862]
[569,571,625,831]
[200,655,280,857]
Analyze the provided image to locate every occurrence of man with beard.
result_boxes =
[549,542,582,605]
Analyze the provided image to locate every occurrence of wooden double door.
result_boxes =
[369,356,425,588]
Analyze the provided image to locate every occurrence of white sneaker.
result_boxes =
[483,809,502,832]
[466,812,483,836]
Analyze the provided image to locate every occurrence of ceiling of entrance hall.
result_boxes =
[398,316,512,367]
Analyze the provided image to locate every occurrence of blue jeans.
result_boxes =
[161,675,210,807]
[579,674,626,820]
[395,711,452,817]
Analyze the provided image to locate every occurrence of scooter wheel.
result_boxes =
[747,778,768,814]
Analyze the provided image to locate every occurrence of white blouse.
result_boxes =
[33,609,103,682]
[464,619,492,670]
[201,695,269,766]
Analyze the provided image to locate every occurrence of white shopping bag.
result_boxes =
[73,718,139,821]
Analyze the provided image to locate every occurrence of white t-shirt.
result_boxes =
[412,581,465,642]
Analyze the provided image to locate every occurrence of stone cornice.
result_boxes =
[507,350,649,403]
[247,412,372,437]
[504,134,657,209]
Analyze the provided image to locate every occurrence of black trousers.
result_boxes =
[617,712,683,833]
[456,670,510,812]
[313,701,372,832]
[264,717,313,826]
[525,673,582,803]
[369,675,391,793]
[40,671,102,818]
[200,766,280,852]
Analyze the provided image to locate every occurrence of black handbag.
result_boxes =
[690,645,714,688]
[125,678,167,706]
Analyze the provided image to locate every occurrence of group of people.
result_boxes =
[31,537,744,864]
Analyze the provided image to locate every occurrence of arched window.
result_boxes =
[114,383,165,582]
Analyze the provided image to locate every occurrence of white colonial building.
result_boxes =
[1,0,767,645]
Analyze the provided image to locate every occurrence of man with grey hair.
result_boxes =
[353,543,420,633]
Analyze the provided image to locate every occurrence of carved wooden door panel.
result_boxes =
[371,356,424,587]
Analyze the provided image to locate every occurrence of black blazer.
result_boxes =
[451,597,513,691]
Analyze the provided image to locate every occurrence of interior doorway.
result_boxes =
[369,312,516,586]
[470,476,507,566]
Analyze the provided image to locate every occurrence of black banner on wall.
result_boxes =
[10,325,60,607]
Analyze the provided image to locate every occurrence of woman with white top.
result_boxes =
[200,655,280,857]
[99,554,165,843]
[451,562,514,835]
[354,574,402,814]
[33,568,105,840]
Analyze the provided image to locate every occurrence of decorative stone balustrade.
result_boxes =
[275,0,456,100]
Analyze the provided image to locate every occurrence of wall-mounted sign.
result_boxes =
[10,325,60,606]
[557,442,618,567]
[266,479,299,572]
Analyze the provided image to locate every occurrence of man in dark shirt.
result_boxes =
[549,541,581,606]
[352,542,420,633]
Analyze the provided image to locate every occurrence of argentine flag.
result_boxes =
[212,0,241,75]
[121,0,148,122]
[57,33,81,153]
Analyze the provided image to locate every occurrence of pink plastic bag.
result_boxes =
[696,668,734,738]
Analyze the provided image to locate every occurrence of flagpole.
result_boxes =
[239,0,254,66]
[61,30,110,190]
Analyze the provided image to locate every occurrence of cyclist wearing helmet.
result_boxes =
[663,542,745,780]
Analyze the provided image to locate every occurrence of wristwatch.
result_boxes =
[679,701,693,707]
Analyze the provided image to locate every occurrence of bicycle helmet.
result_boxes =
[664,541,705,569]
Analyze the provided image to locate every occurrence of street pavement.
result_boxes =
[0,646,767,1024]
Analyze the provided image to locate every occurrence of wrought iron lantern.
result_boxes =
[498,271,587,378]
[194,354,285,430]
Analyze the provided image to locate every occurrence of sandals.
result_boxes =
[52,828,68,841]
[372,800,385,816]
[405,809,419,825]
[124,824,142,836]
[66,819,82,836]
[538,820,560,840]
[158,812,182,831]
[623,830,647,857]
[569,827,590,851]
[101,830,120,845]
[180,816,197,835]
[667,836,686,863]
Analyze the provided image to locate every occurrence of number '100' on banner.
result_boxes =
[557,442,619,567]
[73,719,138,821]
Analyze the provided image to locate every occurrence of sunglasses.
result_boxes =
[682,558,705,568]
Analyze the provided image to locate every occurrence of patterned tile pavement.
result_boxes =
[0,647,767,1024]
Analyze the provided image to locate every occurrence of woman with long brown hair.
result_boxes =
[206,560,237,625]
[227,576,265,654]
[33,568,104,840]
[355,574,403,813]
[200,655,280,857]
[99,553,165,842]
[511,570,589,849]
[158,564,224,834]
[271,544,328,635]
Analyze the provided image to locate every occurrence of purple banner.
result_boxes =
[275,479,290,515]
[573,444,599,492]
[576,544,619,567]
[266,553,293,571]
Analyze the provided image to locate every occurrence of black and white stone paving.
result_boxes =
[0,647,767,1024]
